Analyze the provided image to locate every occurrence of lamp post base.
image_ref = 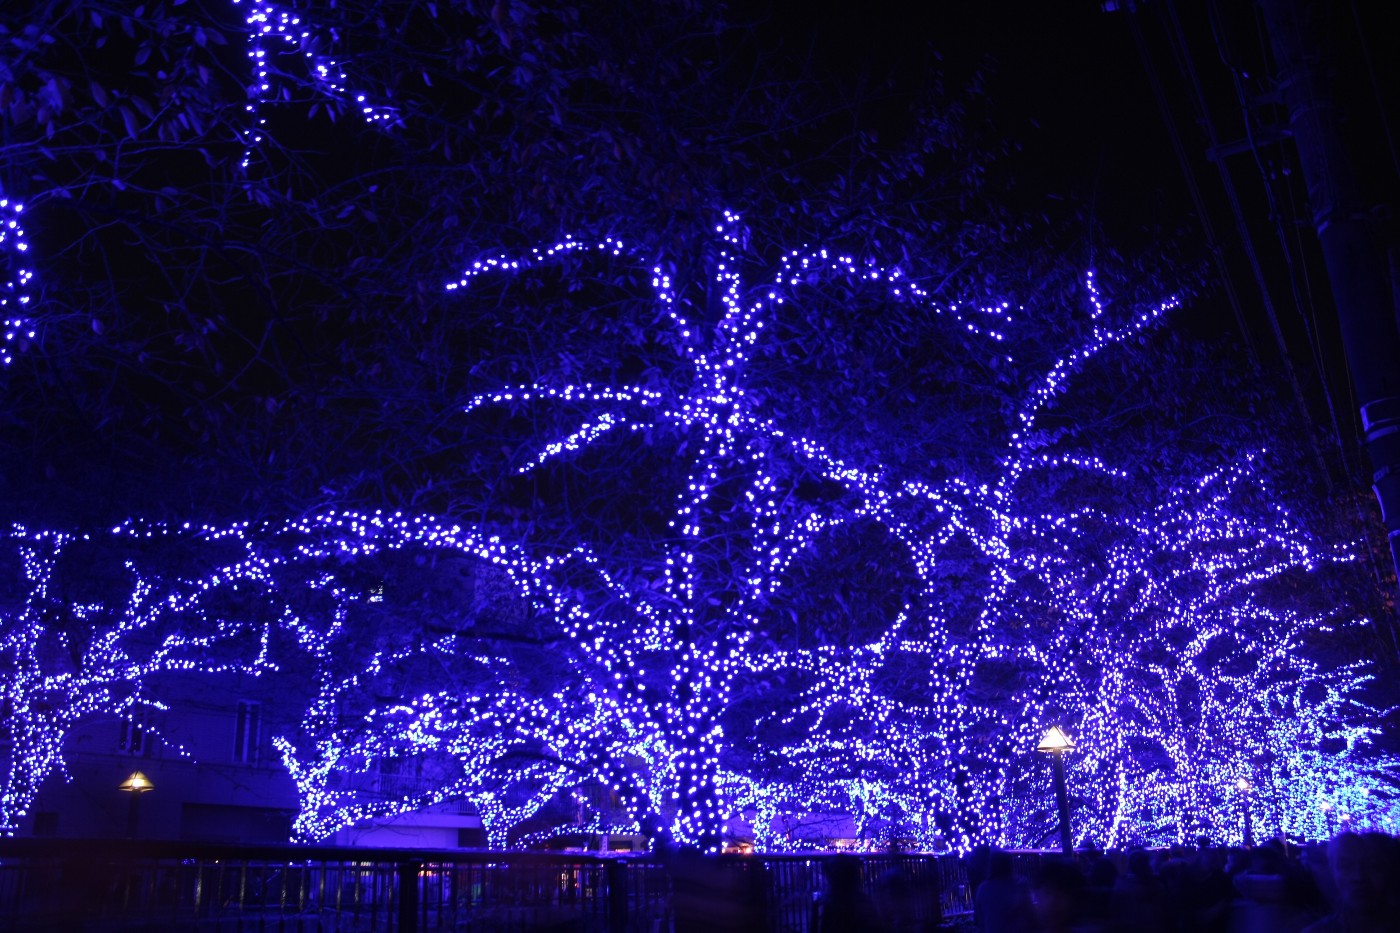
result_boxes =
[126,794,141,839]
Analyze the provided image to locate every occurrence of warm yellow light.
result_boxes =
[1236,777,1251,792]
[119,771,154,793]
[1036,726,1076,753]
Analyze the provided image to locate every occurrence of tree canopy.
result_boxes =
[1,0,1394,850]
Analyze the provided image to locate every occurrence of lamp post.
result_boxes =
[1235,777,1254,847]
[1037,726,1076,854]
[1320,800,1334,838]
[119,771,154,839]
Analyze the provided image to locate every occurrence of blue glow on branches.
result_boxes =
[990,456,1400,848]
[1,214,1391,851]
[435,212,1006,849]
[0,197,36,367]
[232,1,397,169]
[0,524,281,832]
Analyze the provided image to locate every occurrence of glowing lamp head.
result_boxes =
[119,772,155,794]
[1236,777,1251,793]
[1036,726,1076,754]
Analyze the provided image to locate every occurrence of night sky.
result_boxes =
[780,0,1396,369]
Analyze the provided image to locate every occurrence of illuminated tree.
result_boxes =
[0,0,1027,526]
[3,1,1390,856]
[259,216,992,849]
[990,455,1400,848]
[0,523,284,833]
[267,217,1219,852]
[262,513,619,847]
[0,214,1385,851]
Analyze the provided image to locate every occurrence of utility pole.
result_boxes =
[1259,0,1400,596]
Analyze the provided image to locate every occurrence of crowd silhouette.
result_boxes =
[968,832,1399,933]
[660,831,1400,931]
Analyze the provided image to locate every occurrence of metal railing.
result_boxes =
[0,837,974,931]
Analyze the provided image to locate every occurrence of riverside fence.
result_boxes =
[0,837,980,932]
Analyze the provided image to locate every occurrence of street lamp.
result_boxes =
[1037,726,1076,854]
[1235,777,1254,847]
[119,771,154,838]
[1320,799,1334,838]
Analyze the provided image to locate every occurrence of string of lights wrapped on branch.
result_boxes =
[5,212,1391,851]
[231,0,398,169]
[0,197,35,367]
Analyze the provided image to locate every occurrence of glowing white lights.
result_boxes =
[991,456,1398,849]
[0,524,281,832]
[2,214,1390,852]
[0,196,36,366]
[231,1,397,168]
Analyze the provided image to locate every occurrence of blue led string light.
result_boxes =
[0,524,283,833]
[2,216,1389,850]
[273,220,1389,851]
[0,196,35,366]
[991,456,1399,849]
[231,0,397,169]
[437,213,1009,849]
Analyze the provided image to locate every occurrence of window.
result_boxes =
[233,701,261,764]
[32,812,59,836]
[375,755,423,797]
[118,710,155,756]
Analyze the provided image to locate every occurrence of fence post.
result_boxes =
[606,858,628,933]
[397,860,421,933]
